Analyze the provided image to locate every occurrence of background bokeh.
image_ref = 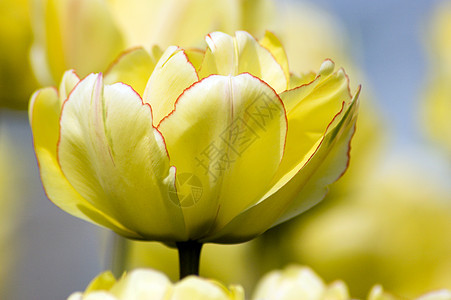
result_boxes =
[0,0,450,299]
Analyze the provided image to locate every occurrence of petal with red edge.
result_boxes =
[29,87,138,238]
[158,73,287,239]
[105,47,160,97]
[143,46,199,126]
[206,91,359,243]
[58,74,186,241]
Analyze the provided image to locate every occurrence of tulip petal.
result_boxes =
[184,48,205,71]
[143,46,199,126]
[259,31,290,83]
[199,31,287,93]
[158,74,287,239]
[105,47,161,97]
[111,269,172,299]
[58,69,80,104]
[206,91,359,243]
[172,277,235,300]
[29,86,138,238]
[58,74,186,241]
[276,62,352,181]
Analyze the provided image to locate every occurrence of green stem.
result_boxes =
[176,241,203,279]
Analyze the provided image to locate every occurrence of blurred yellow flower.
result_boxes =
[31,0,353,89]
[29,31,359,243]
[0,0,38,109]
[68,268,244,300]
[287,159,451,298]
[30,0,274,86]
[368,285,451,300]
[252,266,451,300]
[30,0,125,86]
[252,265,350,300]
[423,1,451,154]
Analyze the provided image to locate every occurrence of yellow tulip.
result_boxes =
[68,268,244,300]
[368,285,451,300]
[252,265,350,300]
[30,0,274,86]
[29,31,359,244]
[30,0,124,86]
[0,0,38,109]
[252,266,451,300]
[287,160,451,298]
[423,1,451,154]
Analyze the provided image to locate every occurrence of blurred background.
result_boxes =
[1,0,450,298]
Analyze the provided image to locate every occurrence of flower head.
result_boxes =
[68,269,243,300]
[252,265,350,300]
[29,31,359,243]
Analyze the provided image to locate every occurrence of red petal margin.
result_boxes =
[156,72,289,162]
[57,73,172,164]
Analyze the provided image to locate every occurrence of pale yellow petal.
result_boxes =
[58,69,80,105]
[417,290,451,300]
[252,266,326,300]
[184,48,205,71]
[206,93,358,243]
[158,74,287,239]
[111,269,172,299]
[367,285,401,300]
[29,87,139,238]
[58,74,186,241]
[276,66,352,179]
[143,46,199,126]
[104,47,161,96]
[199,31,287,93]
[172,277,235,300]
[288,72,317,90]
[259,31,290,82]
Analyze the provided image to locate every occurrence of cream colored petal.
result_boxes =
[29,87,139,238]
[158,74,286,239]
[68,291,118,300]
[104,47,161,97]
[367,285,401,300]
[171,277,239,300]
[110,269,172,299]
[199,31,287,93]
[59,69,80,105]
[143,46,199,126]
[58,74,186,241]
[416,290,451,300]
[252,266,326,300]
[324,281,351,300]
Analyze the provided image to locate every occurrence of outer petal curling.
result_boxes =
[206,91,359,243]
[58,74,186,241]
[158,73,287,239]
[275,62,353,183]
